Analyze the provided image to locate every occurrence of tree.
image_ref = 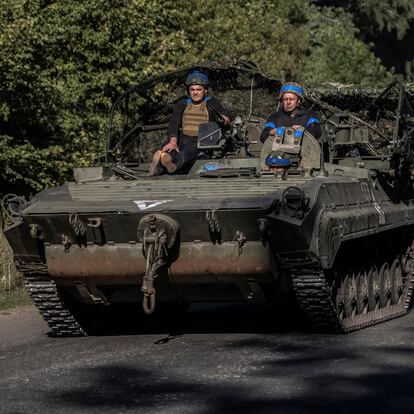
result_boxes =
[313,0,414,73]
[303,6,388,84]
[0,0,390,194]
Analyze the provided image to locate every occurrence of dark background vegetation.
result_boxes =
[0,0,414,195]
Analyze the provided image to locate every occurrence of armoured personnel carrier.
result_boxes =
[3,62,414,335]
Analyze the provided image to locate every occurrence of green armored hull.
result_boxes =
[4,63,414,335]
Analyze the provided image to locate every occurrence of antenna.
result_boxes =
[247,76,254,121]
[316,127,328,177]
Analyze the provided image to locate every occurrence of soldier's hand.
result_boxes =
[162,139,179,153]
[221,114,230,125]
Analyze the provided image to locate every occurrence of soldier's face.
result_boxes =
[282,92,300,113]
[189,85,206,103]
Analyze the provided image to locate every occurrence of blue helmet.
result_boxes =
[185,70,209,87]
[278,82,304,101]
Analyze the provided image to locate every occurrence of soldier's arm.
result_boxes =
[208,98,235,124]
[167,101,186,140]
[260,114,277,143]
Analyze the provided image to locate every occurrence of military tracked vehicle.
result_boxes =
[3,62,414,335]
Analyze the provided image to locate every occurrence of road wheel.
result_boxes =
[379,262,391,308]
[368,265,380,311]
[356,269,369,315]
[390,258,404,305]
[343,269,357,318]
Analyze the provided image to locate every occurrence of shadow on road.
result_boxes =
[4,303,414,413]
[46,330,414,414]
[25,302,414,413]
[69,301,309,337]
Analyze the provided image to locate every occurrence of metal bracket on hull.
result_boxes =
[87,216,106,245]
[75,283,109,305]
[69,214,86,237]
[206,209,221,244]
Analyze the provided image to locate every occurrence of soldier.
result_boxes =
[149,70,233,175]
[260,82,321,143]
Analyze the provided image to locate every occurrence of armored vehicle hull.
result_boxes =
[3,63,414,335]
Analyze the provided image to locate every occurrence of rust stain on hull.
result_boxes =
[46,242,271,284]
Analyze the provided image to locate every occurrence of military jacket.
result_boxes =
[260,107,321,143]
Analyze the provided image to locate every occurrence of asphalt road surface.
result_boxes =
[1,303,414,414]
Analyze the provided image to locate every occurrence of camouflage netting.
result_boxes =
[308,81,414,156]
[107,61,414,164]
[107,62,281,164]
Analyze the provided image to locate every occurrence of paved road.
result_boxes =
[1,303,414,414]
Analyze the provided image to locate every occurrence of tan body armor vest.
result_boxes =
[182,101,209,136]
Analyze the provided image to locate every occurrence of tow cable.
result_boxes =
[138,214,179,314]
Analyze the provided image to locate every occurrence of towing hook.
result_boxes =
[137,214,180,314]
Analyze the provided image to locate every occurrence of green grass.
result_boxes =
[1,228,32,311]
[0,287,32,311]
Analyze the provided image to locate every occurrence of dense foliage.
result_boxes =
[0,0,409,194]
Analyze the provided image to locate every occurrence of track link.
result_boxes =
[24,274,86,337]
[291,266,414,333]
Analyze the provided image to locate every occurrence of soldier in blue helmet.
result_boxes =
[260,82,322,173]
[150,70,233,175]
[260,82,321,144]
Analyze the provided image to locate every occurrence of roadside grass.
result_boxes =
[1,228,31,311]
[0,287,32,311]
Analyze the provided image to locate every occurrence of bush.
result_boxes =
[0,0,389,196]
[0,229,20,292]
[0,226,30,310]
